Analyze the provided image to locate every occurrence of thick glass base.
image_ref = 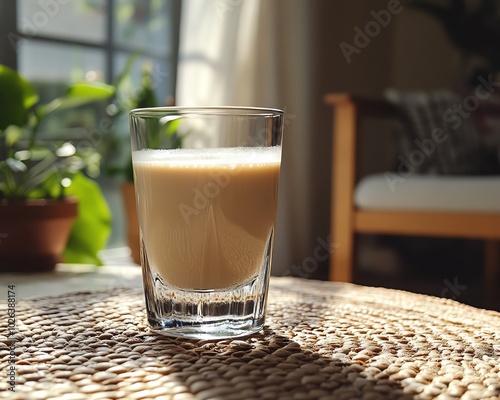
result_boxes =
[141,236,272,340]
[150,315,265,340]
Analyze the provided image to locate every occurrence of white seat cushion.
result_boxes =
[354,174,500,213]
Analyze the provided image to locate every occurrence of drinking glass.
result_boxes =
[130,107,284,339]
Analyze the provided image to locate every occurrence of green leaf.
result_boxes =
[39,82,115,118]
[135,66,158,109]
[0,64,39,130]
[165,117,181,137]
[31,170,62,199]
[113,51,140,89]
[30,147,55,160]
[5,125,23,147]
[63,173,111,265]
[66,82,115,100]
[5,158,27,172]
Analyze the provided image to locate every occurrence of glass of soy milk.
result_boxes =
[130,107,284,339]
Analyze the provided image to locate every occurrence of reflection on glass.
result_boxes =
[18,0,107,44]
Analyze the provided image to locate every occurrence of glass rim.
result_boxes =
[130,106,284,118]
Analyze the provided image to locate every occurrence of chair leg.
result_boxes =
[484,240,499,308]
[329,97,357,283]
[330,230,354,282]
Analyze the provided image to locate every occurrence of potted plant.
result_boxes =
[0,65,112,272]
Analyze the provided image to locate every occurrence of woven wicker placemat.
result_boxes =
[1,277,499,400]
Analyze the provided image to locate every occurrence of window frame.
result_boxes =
[0,0,181,98]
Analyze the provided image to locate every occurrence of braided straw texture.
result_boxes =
[1,277,499,400]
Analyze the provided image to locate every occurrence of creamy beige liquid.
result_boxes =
[133,147,281,290]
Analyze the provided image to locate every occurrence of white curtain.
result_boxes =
[176,0,331,276]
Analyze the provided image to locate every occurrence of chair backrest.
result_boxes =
[385,90,500,176]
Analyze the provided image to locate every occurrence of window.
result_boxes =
[0,0,181,253]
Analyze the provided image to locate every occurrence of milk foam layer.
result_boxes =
[133,147,281,290]
[133,146,281,165]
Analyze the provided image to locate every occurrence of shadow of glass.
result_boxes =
[128,327,414,399]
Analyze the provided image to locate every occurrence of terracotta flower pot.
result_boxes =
[121,182,140,264]
[0,197,78,273]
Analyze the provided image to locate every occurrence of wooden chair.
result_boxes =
[325,93,500,301]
